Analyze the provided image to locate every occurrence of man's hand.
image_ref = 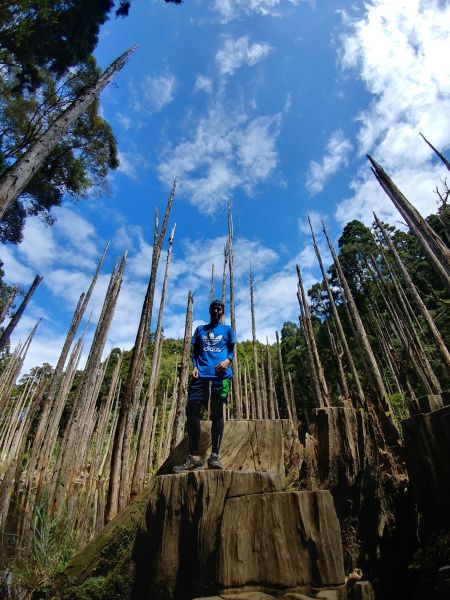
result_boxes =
[215,359,230,374]
[192,366,199,378]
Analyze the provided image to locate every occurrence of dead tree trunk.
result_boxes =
[52,253,127,511]
[0,274,42,352]
[171,290,194,448]
[249,266,262,418]
[368,156,450,292]
[28,245,108,488]
[210,262,215,304]
[0,47,136,219]
[228,204,242,418]
[131,225,175,498]
[322,223,393,422]
[374,213,450,371]
[0,288,16,325]
[106,181,175,522]
[296,263,330,408]
[275,331,293,421]
[222,242,229,308]
[420,133,450,172]
[309,218,365,406]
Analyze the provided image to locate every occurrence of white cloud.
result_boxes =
[194,75,213,94]
[216,36,273,76]
[337,0,450,224]
[136,72,177,113]
[213,0,301,22]
[0,247,34,285]
[306,130,352,195]
[157,105,282,213]
[117,150,149,182]
[116,112,132,129]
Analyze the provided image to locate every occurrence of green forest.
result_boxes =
[0,2,449,600]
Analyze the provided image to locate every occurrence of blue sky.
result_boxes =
[2,0,450,373]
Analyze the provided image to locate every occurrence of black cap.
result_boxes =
[209,299,225,312]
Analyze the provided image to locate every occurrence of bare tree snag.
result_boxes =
[107,181,175,521]
[420,132,450,172]
[322,223,396,428]
[249,266,262,418]
[368,155,450,292]
[374,213,450,371]
[296,264,330,409]
[0,287,17,326]
[227,204,242,418]
[0,274,42,352]
[210,262,215,304]
[131,225,176,498]
[309,218,365,406]
[171,290,194,449]
[275,331,293,421]
[0,47,136,219]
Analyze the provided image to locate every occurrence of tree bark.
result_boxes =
[368,155,450,292]
[374,213,450,371]
[0,47,136,219]
[171,290,194,448]
[0,274,42,352]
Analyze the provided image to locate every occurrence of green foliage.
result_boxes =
[0,1,120,91]
[10,498,76,598]
[0,56,118,244]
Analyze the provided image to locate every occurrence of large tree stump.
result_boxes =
[48,420,344,600]
[402,404,450,531]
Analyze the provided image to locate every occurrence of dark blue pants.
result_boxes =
[186,378,231,455]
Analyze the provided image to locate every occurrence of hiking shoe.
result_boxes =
[207,453,223,470]
[173,455,203,474]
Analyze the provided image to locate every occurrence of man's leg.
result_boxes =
[208,379,231,468]
[173,378,208,473]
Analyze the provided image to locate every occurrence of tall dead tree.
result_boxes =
[420,133,450,172]
[52,252,127,510]
[210,262,215,304]
[227,204,242,418]
[296,263,330,409]
[0,47,136,219]
[275,331,293,421]
[131,225,176,498]
[28,245,108,488]
[374,213,450,371]
[368,156,450,292]
[171,290,194,448]
[0,288,16,325]
[309,218,365,406]
[249,266,262,418]
[322,223,393,421]
[0,274,43,352]
[106,181,175,521]
[221,242,229,307]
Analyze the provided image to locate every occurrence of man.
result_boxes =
[173,299,235,472]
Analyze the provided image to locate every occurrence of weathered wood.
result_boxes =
[228,204,242,418]
[368,155,450,291]
[374,213,450,371]
[309,218,365,406]
[219,490,345,590]
[171,290,194,448]
[49,420,342,600]
[402,404,450,531]
[0,47,136,218]
[0,274,42,352]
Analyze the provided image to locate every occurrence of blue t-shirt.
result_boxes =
[191,323,235,379]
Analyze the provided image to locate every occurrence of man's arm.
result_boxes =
[191,327,199,377]
[215,326,235,374]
